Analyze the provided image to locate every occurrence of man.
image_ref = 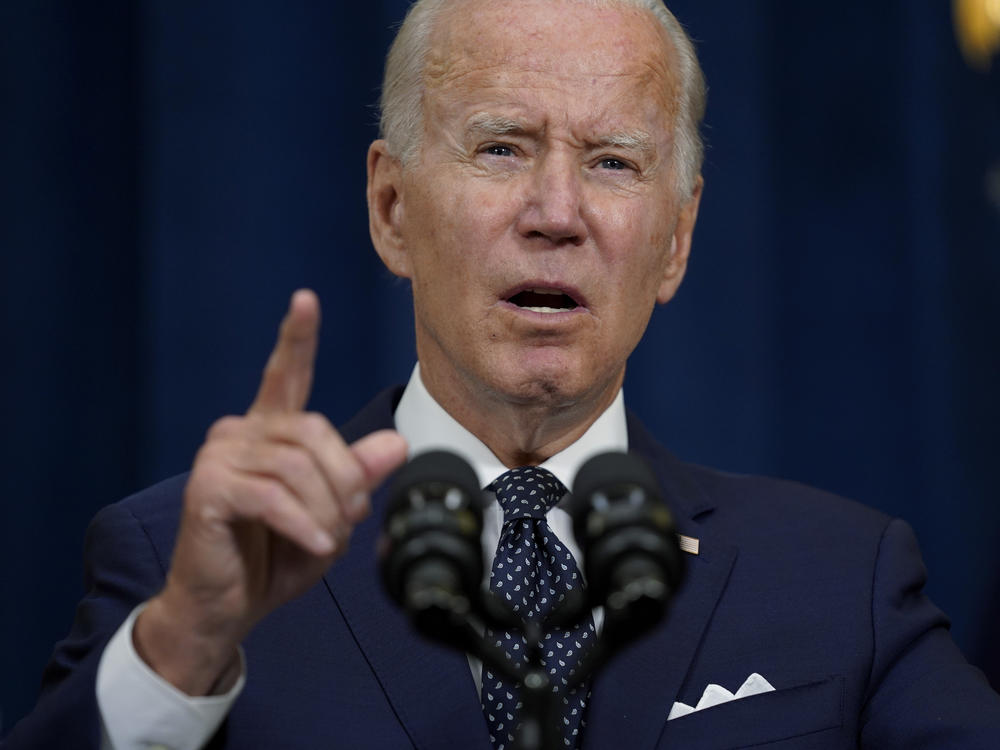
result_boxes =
[6,0,1000,748]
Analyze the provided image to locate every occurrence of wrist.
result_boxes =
[134,593,244,696]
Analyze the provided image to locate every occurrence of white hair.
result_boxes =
[378,0,707,197]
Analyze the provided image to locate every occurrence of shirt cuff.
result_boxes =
[97,603,246,750]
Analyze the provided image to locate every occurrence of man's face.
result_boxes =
[370,0,701,414]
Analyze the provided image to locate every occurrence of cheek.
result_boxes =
[596,204,671,277]
[416,175,509,237]
[455,179,521,233]
[631,210,676,282]
[430,190,520,285]
[406,184,503,305]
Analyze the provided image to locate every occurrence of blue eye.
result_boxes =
[484,144,514,157]
[599,158,628,170]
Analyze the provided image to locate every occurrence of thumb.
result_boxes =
[351,430,409,490]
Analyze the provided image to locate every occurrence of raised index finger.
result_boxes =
[249,289,321,414]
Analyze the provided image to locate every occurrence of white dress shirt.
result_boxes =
[97,364,627,749]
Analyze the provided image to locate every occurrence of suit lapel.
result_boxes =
[584,539,736,747]
[325,388,490,749]
[583,413,736,748]
[323,480,490,750]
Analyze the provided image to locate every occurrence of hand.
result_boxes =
[134,290,408,695]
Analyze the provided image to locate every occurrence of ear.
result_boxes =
[656,175,703,304]
[367,139,411,279]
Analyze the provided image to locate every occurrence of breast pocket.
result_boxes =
[657,675,845,750]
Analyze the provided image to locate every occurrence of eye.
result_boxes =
[482,144,515,157]
[598,157,630,171]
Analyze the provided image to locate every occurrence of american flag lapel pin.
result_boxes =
[678,534,700,555]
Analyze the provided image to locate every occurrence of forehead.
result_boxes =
[424,0,678,131]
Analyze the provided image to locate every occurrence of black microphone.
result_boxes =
[378,450,485,643]
[568,451,684,643]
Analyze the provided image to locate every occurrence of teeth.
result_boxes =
[524,306,565,313]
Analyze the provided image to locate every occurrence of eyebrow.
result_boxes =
[596,130,655,156]
[464,112,656,158]
[465,112,528,137]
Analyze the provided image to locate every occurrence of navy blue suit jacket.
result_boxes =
[7,387,1000,748]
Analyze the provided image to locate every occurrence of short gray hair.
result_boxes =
[378,0,707,197]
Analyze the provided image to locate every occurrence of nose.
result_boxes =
[516,151,588,246]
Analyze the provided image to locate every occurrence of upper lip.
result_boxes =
[500,281,588,310]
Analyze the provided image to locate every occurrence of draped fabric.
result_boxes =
[2,0,998,732]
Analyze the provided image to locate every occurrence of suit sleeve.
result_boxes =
[861,518,1000,748]
[2,500,168,750]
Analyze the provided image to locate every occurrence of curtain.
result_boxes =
[2,0,998,730]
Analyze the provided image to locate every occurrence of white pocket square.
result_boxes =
[668,673,775,720]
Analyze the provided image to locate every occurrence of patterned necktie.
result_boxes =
[481,466,595,750]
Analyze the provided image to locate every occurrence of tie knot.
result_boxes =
[490,466,566,522]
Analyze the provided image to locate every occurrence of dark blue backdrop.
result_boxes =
[3,0,999,735]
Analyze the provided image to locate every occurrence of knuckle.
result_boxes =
[200,435,252,474]
[193,495,225,526]
[207,415,243,441]
[183,469,229,521]
[299,412,331,441]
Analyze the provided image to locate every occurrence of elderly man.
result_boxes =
[7,0,1000,748]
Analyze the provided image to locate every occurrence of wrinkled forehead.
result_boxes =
[424,0,680,120]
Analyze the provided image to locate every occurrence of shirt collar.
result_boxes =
[393,363,628,491]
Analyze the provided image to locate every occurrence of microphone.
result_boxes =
[568,451,684,643]
[379,446,684,736]
[378,450,485,643]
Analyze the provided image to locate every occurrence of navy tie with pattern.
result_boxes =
[481,466,595,750]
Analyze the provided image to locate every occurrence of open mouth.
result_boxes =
[506,287,581,313]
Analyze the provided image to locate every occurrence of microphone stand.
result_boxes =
[404,581,576,750]
[404,571,663,750]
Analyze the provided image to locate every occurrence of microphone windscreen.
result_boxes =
[571,451,662,508]
[387,449,481,509]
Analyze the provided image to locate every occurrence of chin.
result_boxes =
[485,356,593,408]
